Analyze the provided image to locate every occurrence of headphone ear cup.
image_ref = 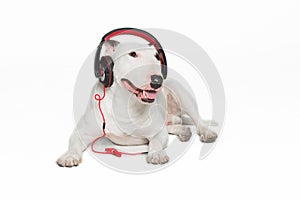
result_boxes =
[158,50,167,79]
[94,46,102,78]
[161,64,167,79]
[99,56,114,87]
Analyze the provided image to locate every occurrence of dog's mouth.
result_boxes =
[121,78,158,103]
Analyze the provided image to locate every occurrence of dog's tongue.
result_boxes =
[145,91,157,99]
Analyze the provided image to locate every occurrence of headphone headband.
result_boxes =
[101,28,162,51]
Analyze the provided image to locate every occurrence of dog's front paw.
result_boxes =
[147,150,169,165]
[56,151,82,167]
[199,130,218,143]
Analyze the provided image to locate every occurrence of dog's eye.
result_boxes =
[155,53,160,61]
[129,51,137,58]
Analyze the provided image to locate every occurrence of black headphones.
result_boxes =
[94,28,167,87]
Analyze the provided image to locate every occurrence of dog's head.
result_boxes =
[105,40,165,104]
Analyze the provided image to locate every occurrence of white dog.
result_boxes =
[57,38,217,167]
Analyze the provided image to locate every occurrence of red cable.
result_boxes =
[91,85,143,157]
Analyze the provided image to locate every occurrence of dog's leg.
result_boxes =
[166,91,192,142]
[180,97,217,143]
[56,101,101,167]
[167,124,193,142]
[165,81,218,143]
[166,114,192,142]
[146,127,170,164]
[168,115,217,143]
[56,129,84,167]
[183,107,217,143]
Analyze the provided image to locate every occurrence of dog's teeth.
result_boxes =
[143,90,146,98]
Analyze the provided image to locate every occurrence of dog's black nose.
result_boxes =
[150,75,163,89]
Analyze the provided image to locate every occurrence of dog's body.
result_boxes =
[57,40,217,167]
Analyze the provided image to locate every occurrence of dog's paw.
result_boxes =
[177,127,192,142]
[168,125,192,142]
[199,130,218,143]
[56,151,82,167]
[147,150,169,165]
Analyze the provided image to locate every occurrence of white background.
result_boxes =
[0,0,299,199]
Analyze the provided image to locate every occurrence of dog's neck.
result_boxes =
[110,83,151,120]
[106,83,166,135]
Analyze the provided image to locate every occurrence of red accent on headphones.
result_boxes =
[94,28,168,87]
[103,29,162,50]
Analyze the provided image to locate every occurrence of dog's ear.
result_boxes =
[104,40,120,55]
